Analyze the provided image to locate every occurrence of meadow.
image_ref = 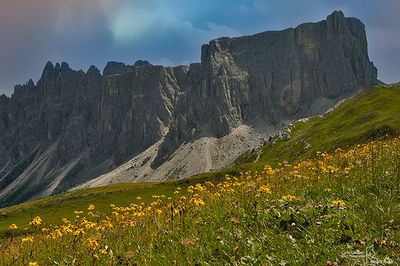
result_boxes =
[0,85,399,265]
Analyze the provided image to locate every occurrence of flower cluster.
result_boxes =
[2,136,399,264]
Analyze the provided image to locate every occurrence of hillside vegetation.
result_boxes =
[0,84,399,265]
[237,84,400,167]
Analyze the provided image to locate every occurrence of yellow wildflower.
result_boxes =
[28,262,39,266]
[9,224,18,230]
[21,236,34,244]
[189,198,205,206]
[73,228,85,236]
[195,183,205,192]
[264,166,276,175]
[205,181,215,187]
[136,211,145,217]
[332,199,346,207]
[29,216,42,226]
[100,248,108,255]
[85,237,100,249]
[88,204,95,211]
[258,185,272,194]
[49,229,63,239]
[281,194,297,201]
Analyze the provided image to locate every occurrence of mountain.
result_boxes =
[1,84,398,235]
[0,11,378,206]
[0,84,399,265]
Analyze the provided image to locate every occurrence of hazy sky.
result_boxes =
[0,0,399,96]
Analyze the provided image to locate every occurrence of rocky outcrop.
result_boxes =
[0,11,378,206]
[153,11,378,166]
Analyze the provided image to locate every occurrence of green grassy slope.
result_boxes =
[0,181,184,236]
[0,174,231,235]
[0,183,154,235]
[0,83,399,237]
[237,84,400,168]
[1,125,400,265]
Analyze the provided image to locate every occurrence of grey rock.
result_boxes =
[133,60,152,68]
[103,61,131,76]
[153,10,377,166]
[0,11,378,206]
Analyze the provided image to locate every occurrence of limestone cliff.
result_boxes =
[0,11,378,206]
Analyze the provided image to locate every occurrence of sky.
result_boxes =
[0,0,399,96]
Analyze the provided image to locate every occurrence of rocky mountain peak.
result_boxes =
[43,61,55,74]
[0,94,8,105]
[27,79,35,87]
[60,62,70,72]
[328,10,345,19]
[103,61,129,76]
[87,65,101,75]
[134,60,152,68]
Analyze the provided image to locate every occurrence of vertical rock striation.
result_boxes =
[153,11,377,166]
[0,11,378,206]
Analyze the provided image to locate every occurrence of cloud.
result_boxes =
[107,2,240,46]
[108,4,165,43]
[100,1,240,68]
[0,0,399,96]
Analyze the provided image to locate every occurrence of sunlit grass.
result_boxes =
[1,136,399,265]
[237,85,400,168]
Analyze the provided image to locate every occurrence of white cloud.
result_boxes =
[106,2,240,45]
[109,7,159,43]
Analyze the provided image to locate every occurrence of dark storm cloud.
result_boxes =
[0,0,399,96]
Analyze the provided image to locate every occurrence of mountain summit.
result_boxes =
[0,11,377,206]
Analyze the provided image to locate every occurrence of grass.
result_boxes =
[0,84,399,265]
[237,84,400,168]
[1,137,399,265]
[0,173,233,236]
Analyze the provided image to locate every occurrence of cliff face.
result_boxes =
[153,11,378,166]
[0,11,378,206]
